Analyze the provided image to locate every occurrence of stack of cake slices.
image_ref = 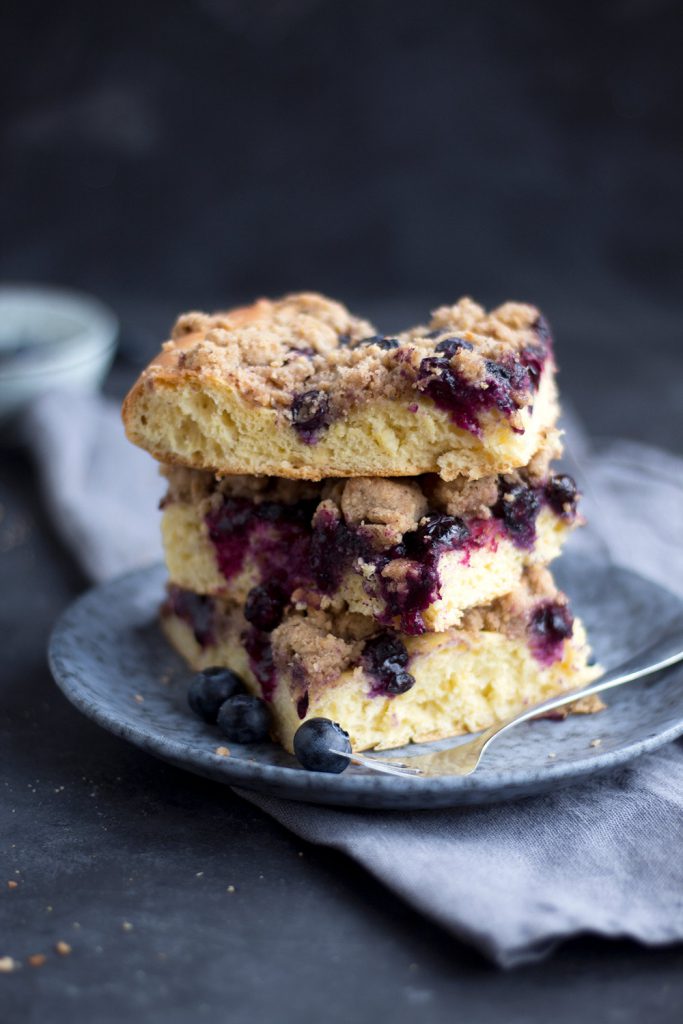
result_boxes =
[123,293,601,753]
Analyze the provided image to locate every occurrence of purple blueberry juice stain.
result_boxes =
[362,632,416,697]
[242,626,277,700]
[205,497,255,578]
[528,600,574,666]
[416,328,550,434]
[206,495,316,615]
[374,557,438,636]
[309,507,366,592]
[164,586,216,647]
[310,509,473,636]
[296,692,309,719]
[376,514,474,634]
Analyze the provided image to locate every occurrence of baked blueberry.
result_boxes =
[494,482,540,547]
[188,667,247,723]
[362,632,416,696]
[545,474,578,518]
[291,389,330,441]
[410,513,470,552]
[293,718,352,773]
[533,314,553,349]
[216,694,270,743]
[356,335,400,350]
[244,582,287,632]
[381,669,416,695]
[206,496,252,537]
[531,601,574,644]
[434,337,473,356]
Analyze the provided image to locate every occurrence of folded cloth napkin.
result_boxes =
[23,390,683,967]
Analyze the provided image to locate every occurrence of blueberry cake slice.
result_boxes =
[123,292,559,481]
[160,434,579,635]
[161,567,601,753]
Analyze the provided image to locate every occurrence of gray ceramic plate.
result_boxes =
[48,556,683,809]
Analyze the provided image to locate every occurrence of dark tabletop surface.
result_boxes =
[1,306,683,1024]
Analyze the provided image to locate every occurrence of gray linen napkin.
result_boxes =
[24,390,683,967]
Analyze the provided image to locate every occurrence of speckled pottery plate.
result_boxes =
[48,556,683,809]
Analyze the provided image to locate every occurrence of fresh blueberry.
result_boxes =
[244,581,287,632]
[356,335,400,350]
[216,694,270,743]
[293,718,352,773]
[187,667,247,723]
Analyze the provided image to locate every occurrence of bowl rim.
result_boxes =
[0,337,118,382]
[0,282,119,378]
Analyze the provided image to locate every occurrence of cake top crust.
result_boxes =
[144,292,551,429]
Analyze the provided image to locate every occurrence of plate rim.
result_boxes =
[48,562,683,807]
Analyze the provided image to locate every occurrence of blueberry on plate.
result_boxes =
[216,694,270,744]
[293,718,352,774]
[188,667,247,723]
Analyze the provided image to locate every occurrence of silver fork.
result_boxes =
[339,618,683,779]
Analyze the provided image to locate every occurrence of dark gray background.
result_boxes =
[1,1,682,1021]
[2,0,682,356]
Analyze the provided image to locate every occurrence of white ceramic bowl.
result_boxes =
[0,284,119,421]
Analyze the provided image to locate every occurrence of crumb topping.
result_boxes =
[162,464,321,510]
[425,474,499,519]
[340,478,428,542]
[150,293,552,431]
[271,612,362,690]
[525,429,564,485]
